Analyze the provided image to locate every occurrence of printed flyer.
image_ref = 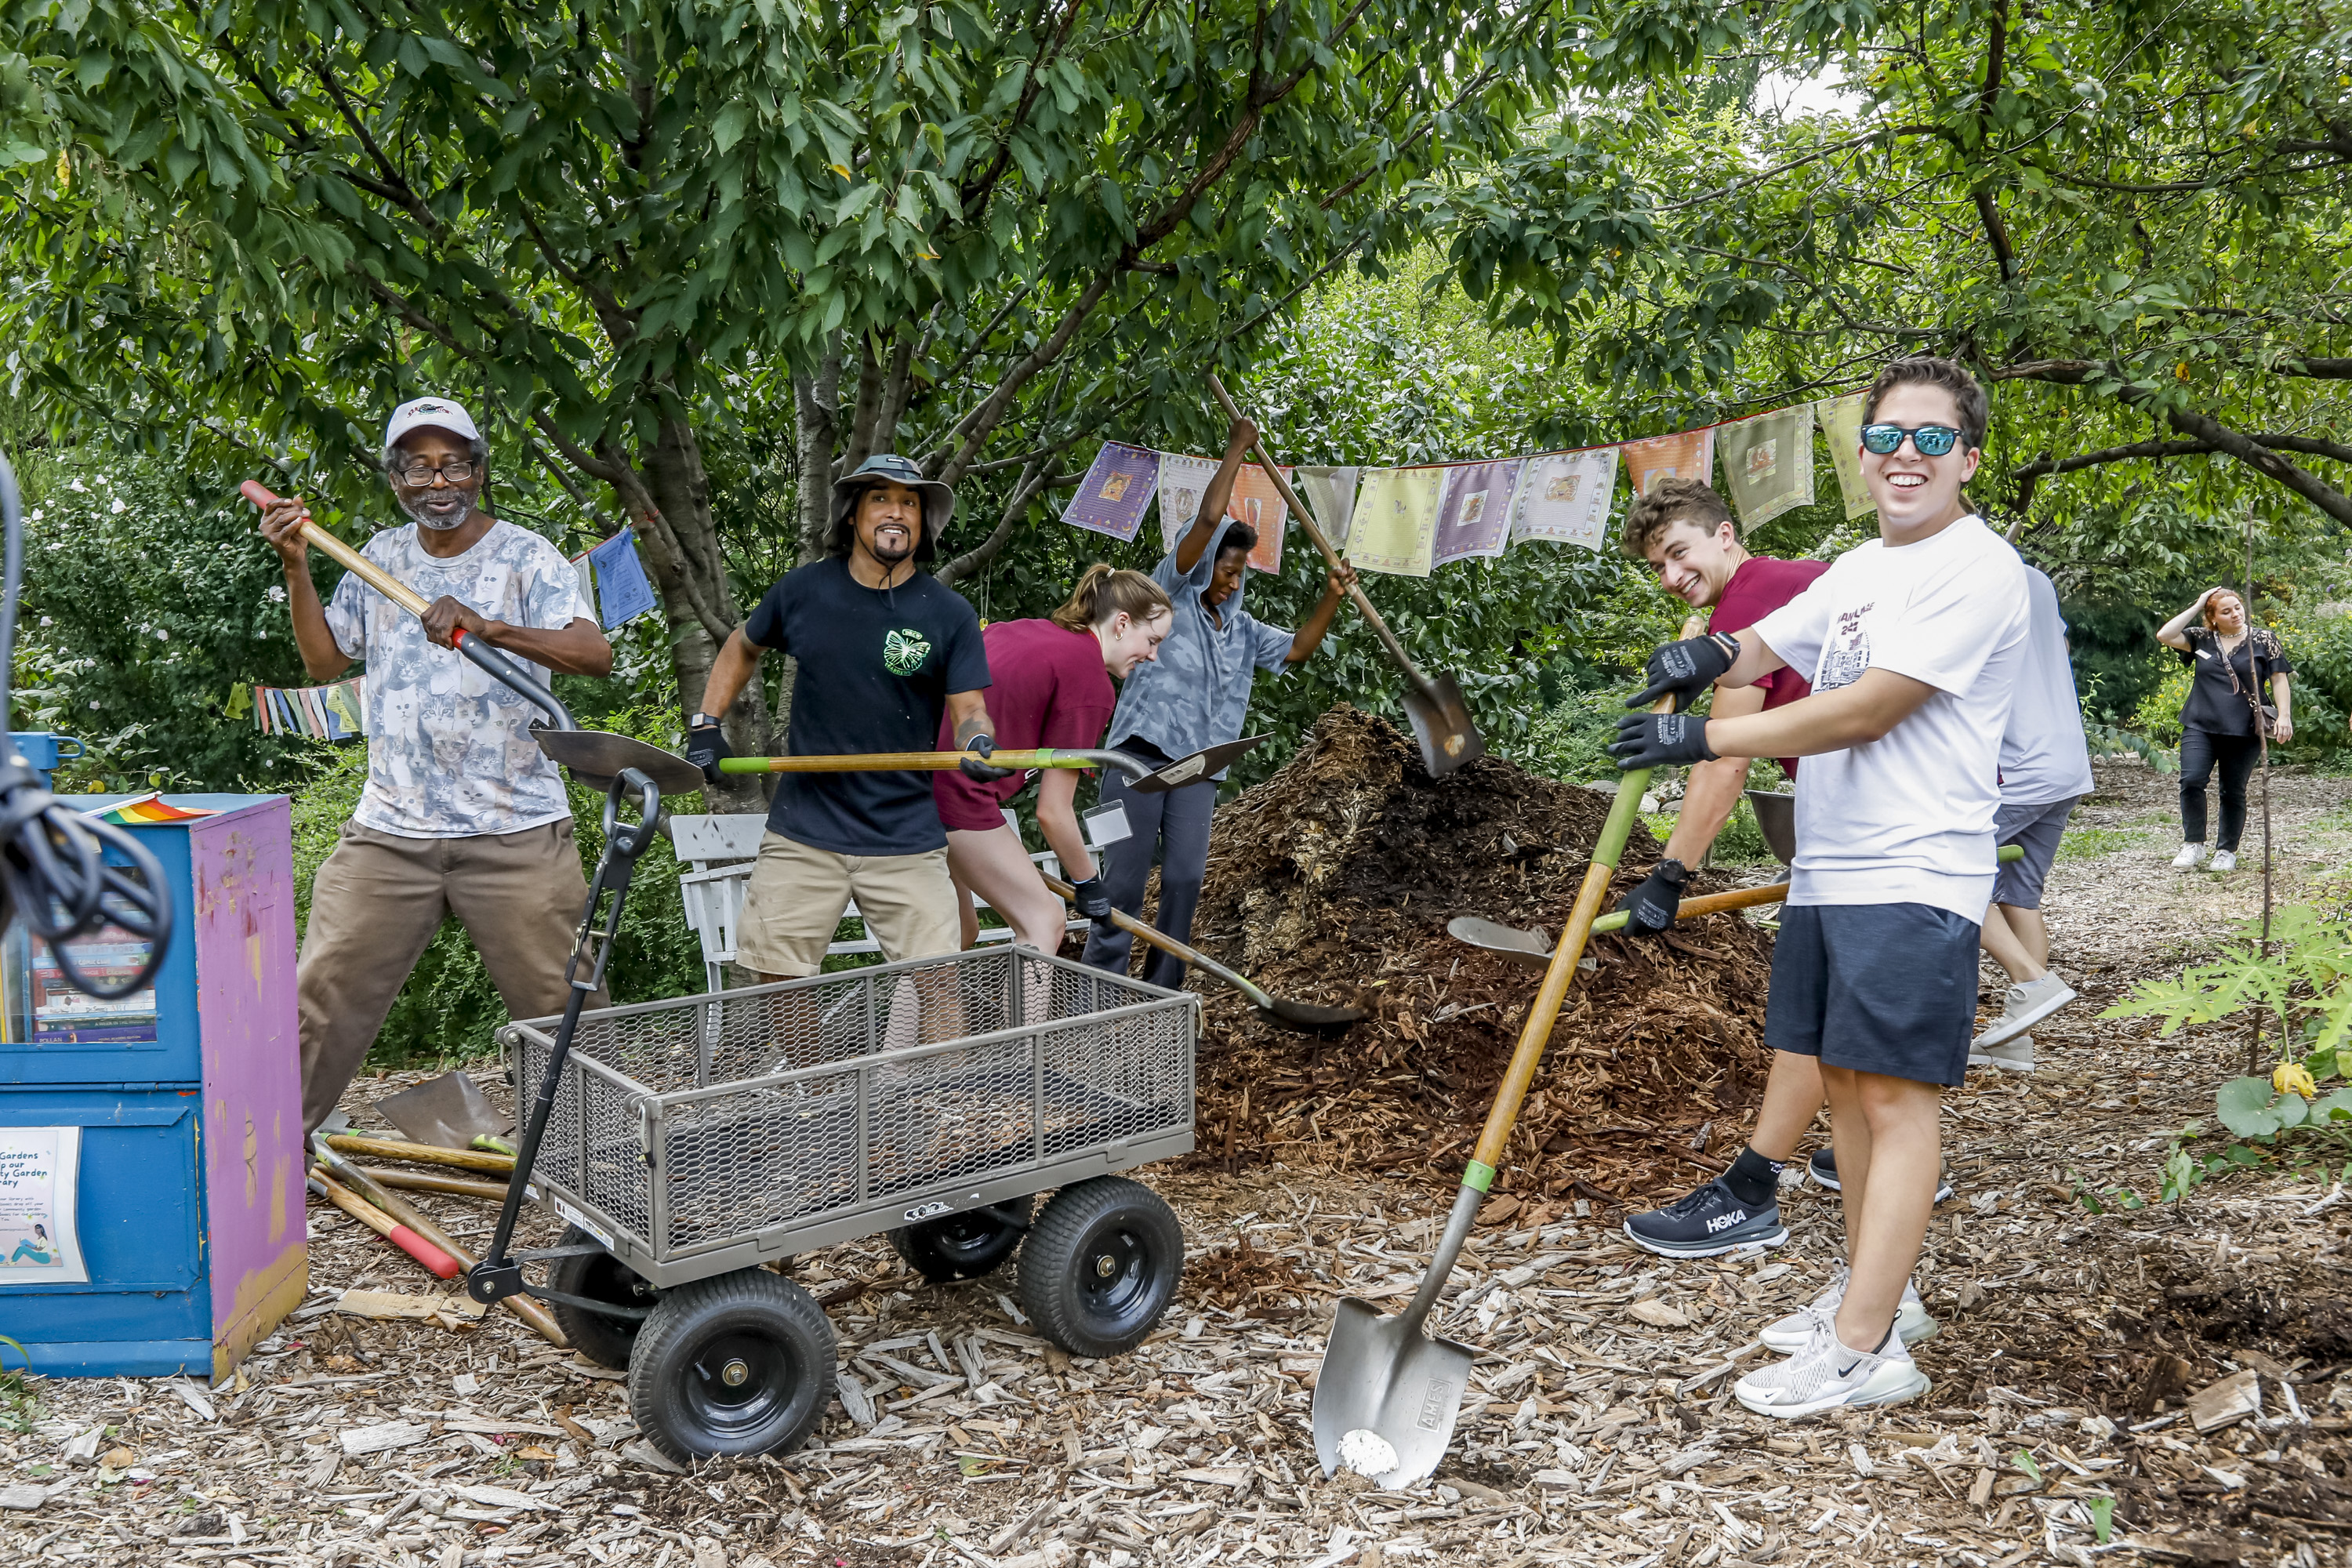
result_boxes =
[0,1127,86,1284]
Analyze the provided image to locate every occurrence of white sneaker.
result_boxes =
[1974,972,2076,1049]
[2171,842,2207,869]
[2209,849,2238,873]
[1760,1271,1939,1353]
[1969,1033,2037,1073]
[1735,1323,1931,1417]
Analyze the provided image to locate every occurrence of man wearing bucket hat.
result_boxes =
[689,454,994,979]
[255,396,615,1132]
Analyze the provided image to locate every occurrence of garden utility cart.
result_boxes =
[465,771,1199,1461]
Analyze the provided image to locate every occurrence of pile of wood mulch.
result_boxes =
[1177,706,1780,1211]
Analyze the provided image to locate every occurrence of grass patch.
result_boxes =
[2057,825,2154,860]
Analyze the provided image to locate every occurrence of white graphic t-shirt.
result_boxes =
[324,521,590,839]
[1750,514,2031,918]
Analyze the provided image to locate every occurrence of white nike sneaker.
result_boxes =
[1735,1323,1931,1417]
[2171,842,2207,869]
[1760,1271,1939,1353]
[1974,972,2076,1049]
[2209,849,2238,873]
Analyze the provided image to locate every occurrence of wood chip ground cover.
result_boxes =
[5,757,2350,1568]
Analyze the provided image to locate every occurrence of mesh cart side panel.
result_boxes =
[659,1069,861,1250]
[1040,1003,1191,1157]
[868,1034,1037,1196]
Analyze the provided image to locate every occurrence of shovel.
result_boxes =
[1036,871,1364,1031]
[372,1070,511,1151]
[1207,376,1484,778]
[1308,615,1702,1488]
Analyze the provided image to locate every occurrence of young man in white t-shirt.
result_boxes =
[1610,357,2030,1416]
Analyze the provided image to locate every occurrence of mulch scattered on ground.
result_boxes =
[1181,706,1780,1210]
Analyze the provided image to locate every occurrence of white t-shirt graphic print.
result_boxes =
[323,520,590,839]
[1751,514,2031,919]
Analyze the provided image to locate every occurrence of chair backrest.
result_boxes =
[670,812,768,871]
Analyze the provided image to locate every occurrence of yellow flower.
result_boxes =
[2274,1062,2318,1099]
[54,148,68,190]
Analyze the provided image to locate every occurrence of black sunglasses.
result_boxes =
[1859,423,1963,458]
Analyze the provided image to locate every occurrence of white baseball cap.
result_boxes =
[384,396,482,450]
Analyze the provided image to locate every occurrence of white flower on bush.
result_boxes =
[68,478,85,492]
[109,499,125,514]
[267,584,287,602]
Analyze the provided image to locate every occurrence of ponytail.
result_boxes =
[1051,564,1171,633]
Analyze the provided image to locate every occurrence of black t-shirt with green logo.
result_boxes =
[742,557,991,854]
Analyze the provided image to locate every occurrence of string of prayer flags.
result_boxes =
[85,790,216,826]
[586,528,659,630]
[1508,448,1617,551]
[249,677,367,741]
[1294,466,1360,550]
[1621,428,1717,496]
[1061,441,1160,543]
[1348,466,1444,578]
[1431,459,1523,566]
[1814,393,1876,519]
[1718,403,1817,531]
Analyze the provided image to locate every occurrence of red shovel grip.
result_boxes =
[387,1224,463,1279]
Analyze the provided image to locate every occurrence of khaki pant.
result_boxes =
[299,818,600,1131]
[735,832,963,978]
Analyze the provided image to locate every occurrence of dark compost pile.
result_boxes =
[1178,706,1781,1214]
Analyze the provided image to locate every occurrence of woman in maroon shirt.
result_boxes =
[935,566,1173,953]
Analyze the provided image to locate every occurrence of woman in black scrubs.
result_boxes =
[2155,586,2293,872]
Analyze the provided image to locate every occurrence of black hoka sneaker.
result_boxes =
[1622,1178,1791,1258]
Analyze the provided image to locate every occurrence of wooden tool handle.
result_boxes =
[243,481,431,617]
[320,1145,568,1348]
[1037,869,1272,1007]
[720,748,1109,775]
[1465,615,1708,1178]
[325,1132,515,1174]
[312,1170,462,1279]
[1206,374,1432,691]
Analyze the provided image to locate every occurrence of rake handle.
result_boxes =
[1207,373,1435,693]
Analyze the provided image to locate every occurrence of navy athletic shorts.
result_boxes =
[1991,795,2078,909]
[1765,902,1982,1087]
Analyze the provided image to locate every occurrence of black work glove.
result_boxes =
[1614,858,1689,937]
[684,719,732,785]
[958,733,1016,783]
[1626,632,1740,713]
[1067,875,1113,921]
[1609,711,1718,770]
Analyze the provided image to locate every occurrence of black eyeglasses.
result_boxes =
[1859,423,1963,458]
[392,459,477,487]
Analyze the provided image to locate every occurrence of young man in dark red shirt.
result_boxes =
[1608,478,1838,1260]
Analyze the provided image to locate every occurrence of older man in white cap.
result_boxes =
[257,396,615,1131]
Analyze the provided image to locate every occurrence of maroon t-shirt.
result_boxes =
[933,619,1116,831]
[1708,554,1830,779]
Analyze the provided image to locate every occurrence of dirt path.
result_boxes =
[5,762,2348,1568]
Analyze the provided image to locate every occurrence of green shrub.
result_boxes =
[2132,658,2192,747]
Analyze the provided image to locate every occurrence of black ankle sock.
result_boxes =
[1722,1145,1784,1207]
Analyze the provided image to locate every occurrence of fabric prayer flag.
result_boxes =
[1155,452,1221,554]
[569,551,595,618]
[1062,442,1160,542]
[1347,467,1444,578]
[1815,393,1875,519]
[1508,448,1619,551]
[1156,453,1287,572]
[1620,427,1717,496]
[1294,466,1360,551]
[1718,404,1817,530]
[587,528,658,630]
[1431,460,1523,565]
[320,677,367,741]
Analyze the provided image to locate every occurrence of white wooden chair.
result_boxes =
[670,811,1085,993]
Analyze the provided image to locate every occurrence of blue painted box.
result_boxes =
[0,795,308,1379]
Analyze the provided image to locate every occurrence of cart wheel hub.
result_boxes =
[720,1359,750,1387]
[1094,1254,1117,1278]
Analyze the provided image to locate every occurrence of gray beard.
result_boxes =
[401,492,472,531]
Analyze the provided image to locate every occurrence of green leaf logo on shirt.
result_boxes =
[883,627,931,677]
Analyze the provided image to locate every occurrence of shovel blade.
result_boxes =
[1744,789,1796,866]
[1257,998,1368,1031]
[533,728,708,797]
[1310,1297,1475,1490]
[1445,916,1553,970]
[374,1071,511,1151]
[1403,679,1484,779]
[1127,734,1272,793]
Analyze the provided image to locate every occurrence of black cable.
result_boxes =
[0,450,173,999]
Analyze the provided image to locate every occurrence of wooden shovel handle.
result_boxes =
[1206,373,1434,691]
[1464,615,1708,1181]
[242,481,431,617]
[720,748,1134,776]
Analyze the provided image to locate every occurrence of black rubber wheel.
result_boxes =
[548,1225,655,1370]
[627,1269,837,1462]
[887,1196,1033,1283]
[1016,1177,1184,1358]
